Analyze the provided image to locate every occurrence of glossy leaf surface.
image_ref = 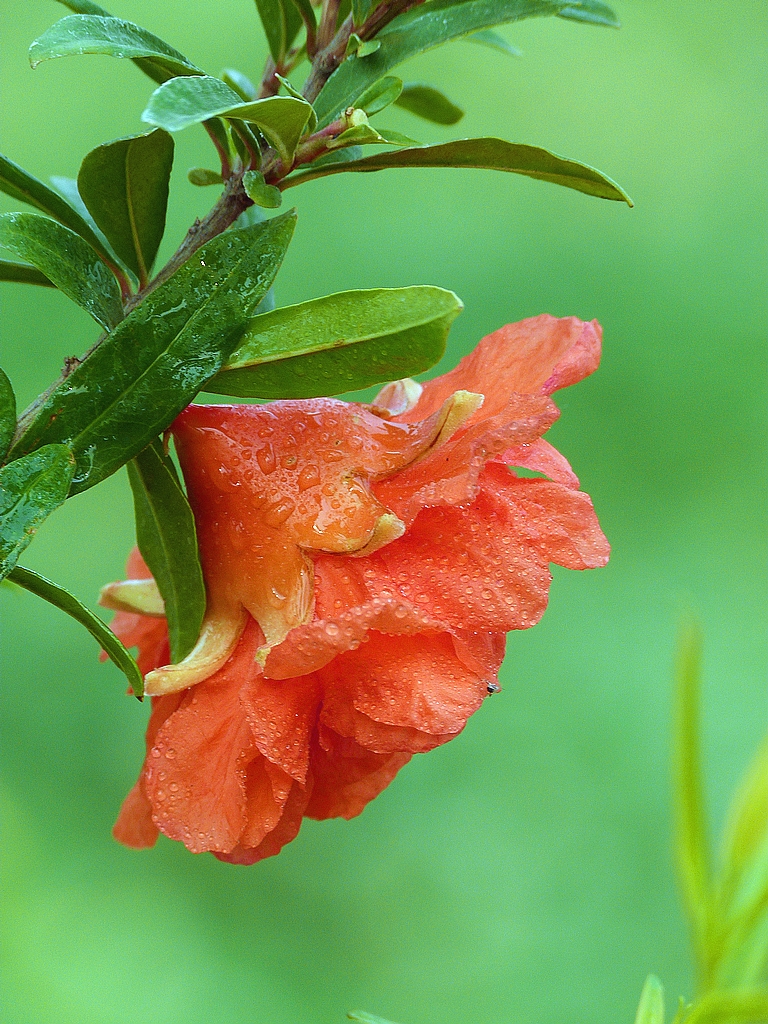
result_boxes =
[208,285,462,399]
[558,0,619,27]
[0,445,74,579]
[287,137,633,203]
[356,76,403,116]
[313,0,569,126]
[0,369,16,462]
[10,211,297,493]
[395,83,464,125]
[128,440,206,664]
[29,15,202,82]
[0,153,118,265]
[78,129,174,284]
[0,213,124,328]
[0,260,53,288]
[142,75,312,164]
[243,170,283,208]
[8,564,144,697]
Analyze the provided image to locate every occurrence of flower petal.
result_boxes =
[502,437,580,488]
[397,315,602,423]
[305,725,411,820]
[319,631,490,753]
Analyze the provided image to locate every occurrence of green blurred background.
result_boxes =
[1,2,766,1021]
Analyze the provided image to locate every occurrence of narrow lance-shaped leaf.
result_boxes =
[0,213,124,329]
[634,976,665,1024]
[313,0,568,126]
[78,129,174,286]
[7,564,144,698]
[673,622,712,968]
[142,75,312,166]
[0,260,54,288]
[0,369,16,462]
[558,0,619,28]
[348,1013,403,1024]
[10,211,297,494]
[464,29,522,57]
[356,77,403,116]
[720,734,768,908]
[254,0,303,65]
[0,445,74,580]
[0,152,122,268]
[29,15,203,83]
[395,83,464,125]
[208,285,462,399]
[351,0,372,28]
[127,440,206,664]
[286,137,633,204]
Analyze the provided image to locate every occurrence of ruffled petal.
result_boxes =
[112,691,183,848]
[305,725,411,820]
[319,631,490,754]
[144,644,262,854]
[241,670,322,783]
[394,315,602,422]
[501,437,580,488]
[217,772,310,864]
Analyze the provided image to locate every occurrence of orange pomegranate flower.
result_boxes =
[103,314,610,864]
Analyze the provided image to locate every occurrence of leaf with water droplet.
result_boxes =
[9,210,297,493]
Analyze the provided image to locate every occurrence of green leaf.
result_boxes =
[0,152,121,267]
[77,129,174,286]
[348,1013,403,1024]
[558,0,620,28]
[351,0,372,27]
[253,0,303,65]
[313,0,569,127]
[56,0,111,12]
[10,211,297,494]
[243,170,283,208]
[286,137,633,204]
[721,736,768,904]
[29,15,202,83]
[0,213,124,329]
[222,68,258,101]
[327,123,416,149]
[395,83,464,125]
[276,74,318,133]
[0,369,16,463]
[0,445,74,579]
[142,76,313,165]
[208,285,462,399]
[127,441,205,664]
[634,976,665,1024]
[356,76,403,116]
[683,989,768,1024]
[0,260,54,288]
[50,175,119,258]
[674,622,712,967]
[464,29,522,56]
[187,167,223,186]
[7,564,144,697]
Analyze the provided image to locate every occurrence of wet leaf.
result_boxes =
[286,136,633,204]
[10,211,297,493]
[0,152,120,267]
[0,213,124,329]
[395,83,464,125]
[0,445,74,579]
[128,440,206,664]
[77,129,174,285]
[0,369,16,462]
[8,564,144,698]
[142,75,312,165]
[208,284,462,399]
[0,260,53,288]
[29,15,202,83]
